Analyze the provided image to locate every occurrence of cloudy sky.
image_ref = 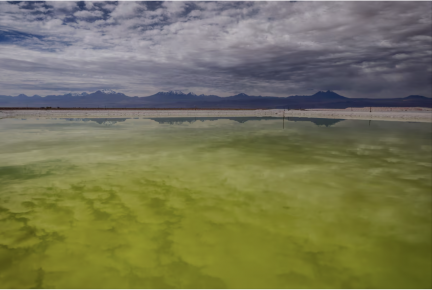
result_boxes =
[0,1,431,98]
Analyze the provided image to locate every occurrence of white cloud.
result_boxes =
[48,1,78,11]
[102,3,116,12]
[110,2,145,19]
[0,1,430,98]
[85,2,94,10]
[162,1,187,16]
[74,10,103,19]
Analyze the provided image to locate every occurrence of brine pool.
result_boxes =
[0,116,431,288]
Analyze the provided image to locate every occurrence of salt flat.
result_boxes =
[1,107,431,122]
[0,116,431,288]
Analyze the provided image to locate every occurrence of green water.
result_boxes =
[0,117,431,288]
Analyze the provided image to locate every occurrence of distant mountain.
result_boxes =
[0,89,430,109]
[224,93,279,100]
[311,90,347,99]
[145,91,221,103]
[98,89,118,95]
[225,93,257,100]
[1,90,130,107]
[288,90,347,102]
[63,92,88,97]
[404,95,429,100]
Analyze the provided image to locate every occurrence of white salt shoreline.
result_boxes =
[1,107,431,123]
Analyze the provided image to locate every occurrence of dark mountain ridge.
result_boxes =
[287,90,348,101]
[144,90,221,103]
[404,95,429,100]
[0,89,430,109]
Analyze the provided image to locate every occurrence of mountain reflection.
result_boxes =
[286,117,344,127]
[59,117,344,127]
[62,118,129,125]
[151,117,344,127]
[150,117,277,124]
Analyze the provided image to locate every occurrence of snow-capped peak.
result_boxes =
[167,90,186,95]
[159,91,198,96]
[70,92,88,97]
[99,89,117,94]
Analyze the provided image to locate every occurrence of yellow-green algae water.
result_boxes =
[0,116,431,289]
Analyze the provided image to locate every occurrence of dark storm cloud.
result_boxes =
[0,1,430,98]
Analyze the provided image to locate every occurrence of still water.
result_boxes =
[0,117,431,288]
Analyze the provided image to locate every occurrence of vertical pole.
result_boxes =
[283,109,285,129]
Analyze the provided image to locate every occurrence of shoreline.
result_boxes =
[1,108,431,123]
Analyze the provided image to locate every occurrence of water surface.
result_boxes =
[0,117,431,288]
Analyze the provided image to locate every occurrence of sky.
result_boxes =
[0,1,431,98]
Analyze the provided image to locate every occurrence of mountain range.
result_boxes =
[0,90,431,109]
